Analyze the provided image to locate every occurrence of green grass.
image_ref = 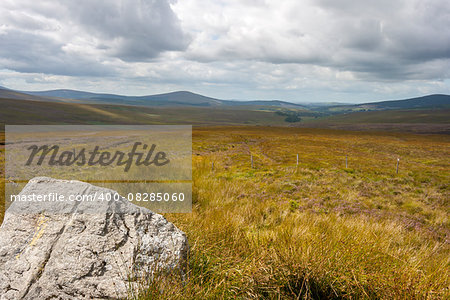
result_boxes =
[313,109,450,124]
[2,97,449,134]
[0,98,293,128]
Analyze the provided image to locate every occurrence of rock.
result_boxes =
[0,177,188,300]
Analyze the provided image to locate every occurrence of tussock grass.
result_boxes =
[140,127,449,299]
[0,135,4,222]
[1,127,449,298]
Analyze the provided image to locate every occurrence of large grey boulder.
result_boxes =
[0,177,188,299]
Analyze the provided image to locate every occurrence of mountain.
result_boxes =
[324,94,450,113]
[306,94,450,133]
[359,94,450,110]
[1,86,448,132]
[219,99,305,108]
[0,86,60,102]
[3,85,449,113]
[25,89,113,100]
[319,108,450,124]
[23,90,220,106]
[22,89,306,108]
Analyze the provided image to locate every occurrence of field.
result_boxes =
[159,127,449,299]
[0,132,3,223]
[298,109,450,134]
[4,126,448,299]
[0,98,292,127]
[3,97,450,137]
[315,109,450,124]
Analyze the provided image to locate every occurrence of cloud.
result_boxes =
[0,29,114,76]
[64,0,190,61]
[175,0,450,81]
[0,0,449,102]
[0,0,190,75]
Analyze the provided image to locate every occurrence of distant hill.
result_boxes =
[20,88,306,109]
[0,97,294,127]
[303,95,450,133]
[0,87,60,102]
[318,109,450,124]
[359,94,450,110]
[325,94,450,113]
[4,86,449,111]
[1,86,449,132]
[1,86,449,128]
[23,89,221,107]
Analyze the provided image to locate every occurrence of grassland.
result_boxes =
[296,108,450,135]
[1,125,449,299]
[154,127,449,299]
[2,97,450,134]
[315,109,450,124]
[0,132,3,222]
[0,98,291,127]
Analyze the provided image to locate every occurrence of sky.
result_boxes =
[0,0,449,103]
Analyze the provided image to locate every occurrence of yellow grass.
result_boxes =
[158,127,449,299]
[1,127,449,299]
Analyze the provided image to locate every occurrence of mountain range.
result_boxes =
[323,94,450,113]
[0,86,449,112]
[15,88,305,108]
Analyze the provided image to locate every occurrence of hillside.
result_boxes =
[0,97,293,128]
[4,86,449,112]
[324,94,450,113]
[361,94,450,110]
[24,89,223,107]
[21,88,306,108]
[0,86,60,102]
[318,109,450,124]
[1,87,449,133]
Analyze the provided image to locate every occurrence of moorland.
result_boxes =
[0,89,449,299]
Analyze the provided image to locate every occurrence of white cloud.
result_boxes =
[0,0,189,75]
[175,0,450,80]
[0,0,449,102]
